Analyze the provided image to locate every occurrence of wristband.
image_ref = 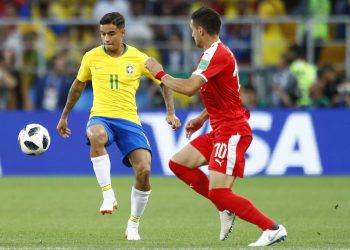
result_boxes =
[155,71,166,80]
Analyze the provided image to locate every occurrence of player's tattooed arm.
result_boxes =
[160,84,175,115]
[61,79,86,119]
[160,84,181,130]
[57,79,86,138]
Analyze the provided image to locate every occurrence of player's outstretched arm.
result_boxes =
[57,79,86,138]
[145,58,205,96]
[160,84,181,130]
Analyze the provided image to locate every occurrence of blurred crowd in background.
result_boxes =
[1,0,350,112]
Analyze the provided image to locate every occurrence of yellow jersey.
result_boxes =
[77,44,160,125]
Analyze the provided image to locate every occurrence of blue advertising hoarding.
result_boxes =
[0,109,349,176]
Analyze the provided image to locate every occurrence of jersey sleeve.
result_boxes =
[77,52,91,82]
[140,52,161,85]
[192,51,228,82]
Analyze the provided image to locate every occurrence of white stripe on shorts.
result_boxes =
[226,133,241,175]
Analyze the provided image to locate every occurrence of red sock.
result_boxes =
[208,188,275,230]
[169,160,224,211]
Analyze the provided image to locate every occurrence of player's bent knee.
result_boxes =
[169,159,176,172]
[170,152,182,164]
[88,132,107,146]
[135,166,151,181]
[132,158,151,170]
[169,160,188,176]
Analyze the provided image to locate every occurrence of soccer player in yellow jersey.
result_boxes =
[56,12,181,240]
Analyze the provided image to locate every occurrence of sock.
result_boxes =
[129,186,151,225]
[169,160,224,211]
[91,154,114,200]
[208,188,275,230]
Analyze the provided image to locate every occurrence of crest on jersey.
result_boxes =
[126,64,134,74]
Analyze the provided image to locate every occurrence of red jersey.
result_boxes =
[192,40,249,131]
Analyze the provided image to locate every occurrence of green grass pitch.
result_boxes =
[0,176,349,249]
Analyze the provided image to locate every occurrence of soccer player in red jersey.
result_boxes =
[145,7,287,247]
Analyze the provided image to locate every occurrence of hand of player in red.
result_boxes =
[166,113,181,131]
[145,58,164,77]
[185,117,204,139]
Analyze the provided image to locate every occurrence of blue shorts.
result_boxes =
[86,116,151,167]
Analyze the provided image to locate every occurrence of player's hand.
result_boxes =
[145,58,164,76]
[57,118,71,138]
[185,118,204,140]
[166,113,181,131]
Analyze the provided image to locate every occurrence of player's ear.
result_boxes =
[198,26,204,36]
[120,28,126,36]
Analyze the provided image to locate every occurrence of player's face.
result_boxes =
[100,24,125,52]
[190,20,202,48]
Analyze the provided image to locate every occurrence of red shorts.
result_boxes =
[190,123,252,178]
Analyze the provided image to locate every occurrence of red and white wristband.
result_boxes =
[155,70,167,81]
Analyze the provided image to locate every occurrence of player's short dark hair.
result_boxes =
[100,12,125,29]
[191,7,221,35]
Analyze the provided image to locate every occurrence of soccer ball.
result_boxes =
[18,124,51,156]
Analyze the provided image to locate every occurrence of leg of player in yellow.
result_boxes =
[169,143,235,241]
[124,148,151,240]
[87,124,117,214]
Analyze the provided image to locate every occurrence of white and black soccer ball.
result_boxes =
[18,124,51,156]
